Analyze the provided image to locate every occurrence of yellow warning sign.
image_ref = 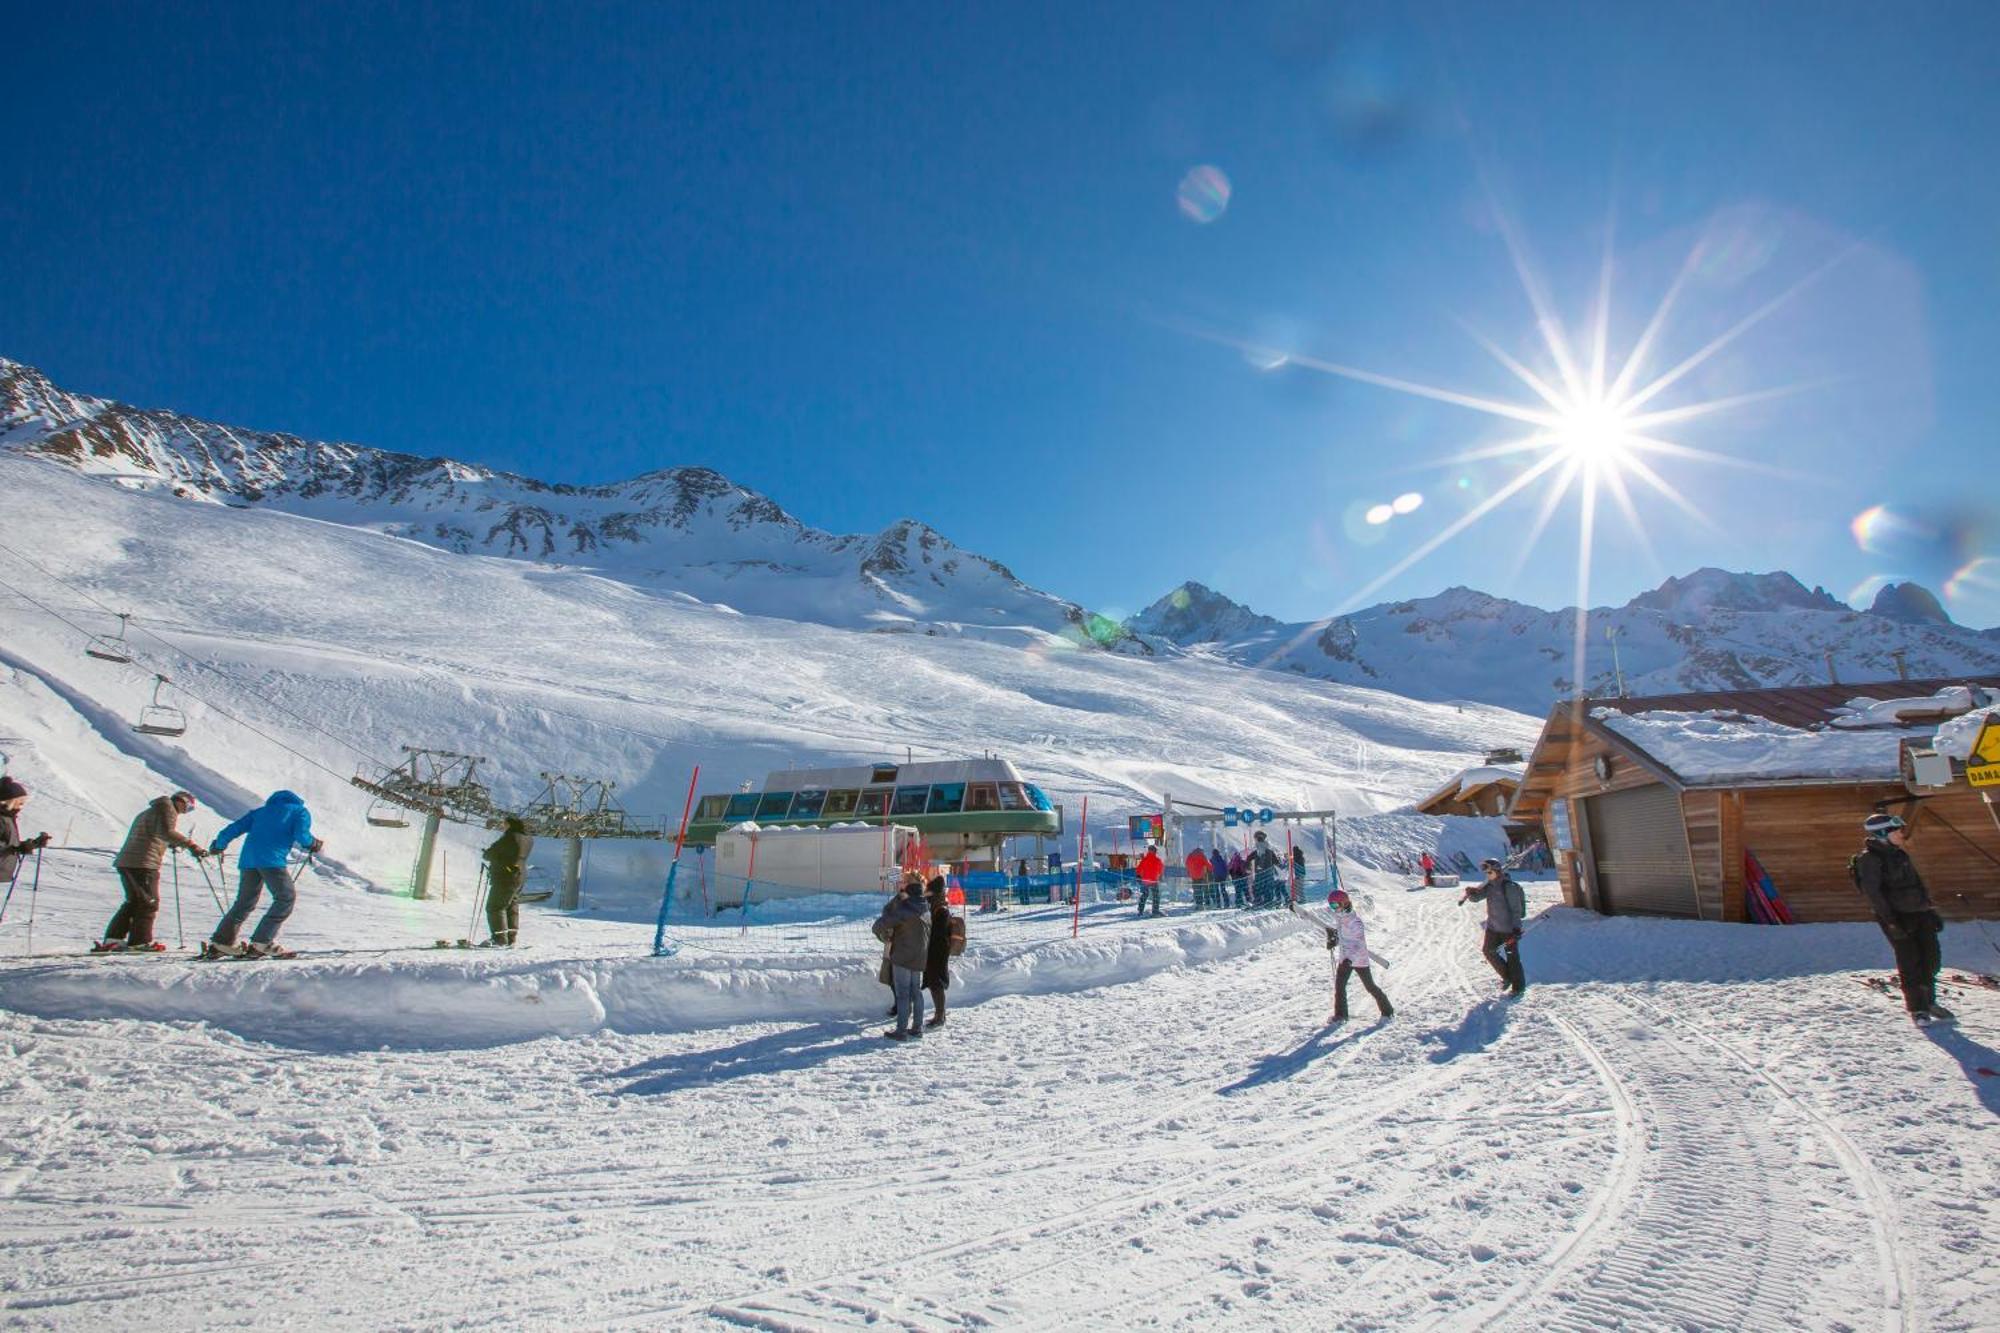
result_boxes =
[1969,717,2000,788]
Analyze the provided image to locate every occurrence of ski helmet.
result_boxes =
[1327,889,1351,911]
[1480,857,1502,871]
[1863,813,1907,837]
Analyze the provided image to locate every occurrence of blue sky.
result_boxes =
[7,1,1999,626]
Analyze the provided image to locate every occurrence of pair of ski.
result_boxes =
[196,941,296,961]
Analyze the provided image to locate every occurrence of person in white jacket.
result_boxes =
[1324,889,1393,1023]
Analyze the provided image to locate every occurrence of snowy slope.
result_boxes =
[0,454,1536,911]
[0,357,1142,651]
[1132,570,2000,715]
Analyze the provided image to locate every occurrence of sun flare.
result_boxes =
[1551,398,1636,469]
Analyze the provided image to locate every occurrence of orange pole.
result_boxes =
[670,765,700,859]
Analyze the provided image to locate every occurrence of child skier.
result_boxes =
[1323,890,1392,1023]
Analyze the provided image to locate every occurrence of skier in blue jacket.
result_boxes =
[203,790,323,958]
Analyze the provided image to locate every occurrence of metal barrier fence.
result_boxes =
[654,868,1332,958]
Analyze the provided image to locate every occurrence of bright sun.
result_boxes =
[1552,398,1635,468]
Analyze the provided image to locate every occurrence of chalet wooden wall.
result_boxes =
[1739,785,2000,922]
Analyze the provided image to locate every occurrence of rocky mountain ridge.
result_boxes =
[0,357,1141,651]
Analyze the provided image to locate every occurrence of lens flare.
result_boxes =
[1392,491,1423,515]
[1364,503,1395,525]
[1177,165,1231,223]
[1944,556,2000,624]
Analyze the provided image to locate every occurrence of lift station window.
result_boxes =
[928,783,966,814]
[790,789,828,818]
[695,795,731,820]
[823,789,859,817]
[756,791,796,819]
[997,783,1029,811]
[870,765,899,785]
[856,788,890,818]
[724,793,759,821]
[892,785,932,816]
[1023,784,1055,812]
[965,783,1000,812]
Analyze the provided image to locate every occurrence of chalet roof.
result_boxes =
[1414,764,1524,814]
[1509,676,2000,818]
[1584,676,2000,730]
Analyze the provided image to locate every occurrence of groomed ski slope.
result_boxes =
[1,859,1996,1330]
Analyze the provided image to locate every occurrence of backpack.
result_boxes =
[1503,878,1526,922]
[947,914,966,957]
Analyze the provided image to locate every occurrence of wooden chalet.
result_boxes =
[1509,677,2000,923]
[1413,748,1525,818]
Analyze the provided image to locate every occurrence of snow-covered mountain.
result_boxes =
[0,357,1142,652]
[1130,569,2000,716]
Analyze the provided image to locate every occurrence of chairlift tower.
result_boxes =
[350,747,497,900]
[517,772,665,909]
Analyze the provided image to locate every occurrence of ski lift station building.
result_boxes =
[684,757,1062,865]
[712,822,922,907]
[1509,677,2000,924]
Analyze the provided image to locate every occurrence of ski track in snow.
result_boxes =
[4,868,1994,1329]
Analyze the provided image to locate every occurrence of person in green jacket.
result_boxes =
[481,816,534,947]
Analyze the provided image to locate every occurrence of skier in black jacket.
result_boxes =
[481,817,534,947]
[1854,813,1950,1023]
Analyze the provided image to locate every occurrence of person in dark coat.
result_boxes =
[1462,858,1527,994]
[1228,849,1250,908]
[1855,813,1950,1022]
[872,878,931,1040]
[481,816,535,947]
[1249,831,1282,907]
[0,777,51,891]
[923,877,953,1028]
[1290,845,1307,900]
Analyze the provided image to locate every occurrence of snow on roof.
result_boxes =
[1827,685,1991,730]
[1934,704,2000,761]
[1417,763,1525,809]
[1594,708,1914,785]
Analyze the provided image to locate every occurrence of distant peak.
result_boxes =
[1127,581,1281,644]
[1868,581,1952,626]
[1625,567,1845,615]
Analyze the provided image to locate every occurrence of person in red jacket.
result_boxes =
[1184,847,1212,909]
[1135,846,1165,917]
[1419,850,1436,888]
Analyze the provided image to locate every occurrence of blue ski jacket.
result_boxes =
[212,791,318,870]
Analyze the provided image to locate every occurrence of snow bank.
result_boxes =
[1935,703,2000,760]
[0,913,1303,1052]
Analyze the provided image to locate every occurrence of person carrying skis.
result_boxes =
[480,815,534,947]
[872,878,931,1041]
[1250,831,1282,907]
[1135,844,1165,916]
[203,790,323,958]
[1462,857,1527,994]
[1323,889,1392,1022]
[1420,850,1436,888]
[1854,813,1951,1023]
[0,777,52,899]
[98,790,208,952]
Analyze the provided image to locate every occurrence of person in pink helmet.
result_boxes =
[1323,889,1392,1023]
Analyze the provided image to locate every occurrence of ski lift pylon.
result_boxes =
[86,612,136,664]
[134,674,188,737]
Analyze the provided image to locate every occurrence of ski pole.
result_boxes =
[0,857,22,924]
[194,853,226,911]
[170,849,185,949]
[25,847,42,956]
[467,863,489,942]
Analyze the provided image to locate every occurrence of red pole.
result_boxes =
[670,765,700,860]
[1071,796,1088,938]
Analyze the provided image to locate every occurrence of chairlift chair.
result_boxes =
[365,797,411,829]
[85,612,136,664]
[133,674,188,737]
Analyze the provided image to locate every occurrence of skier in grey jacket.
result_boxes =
[1462,858,1527,994]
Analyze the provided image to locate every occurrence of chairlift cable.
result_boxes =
[0,572,356,784]
[0,539,389,768]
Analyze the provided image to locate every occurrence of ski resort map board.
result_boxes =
[1967,716,2000,787]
